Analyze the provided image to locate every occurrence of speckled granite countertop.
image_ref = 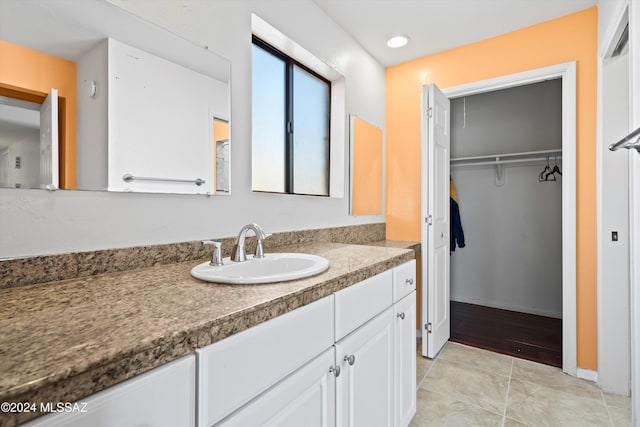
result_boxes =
[0,242,413,426]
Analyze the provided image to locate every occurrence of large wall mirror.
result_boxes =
[350,115,382,215]
[0,0,231,195]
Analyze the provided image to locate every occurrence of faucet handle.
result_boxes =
[202,240,224,266]
[254,233,271,259]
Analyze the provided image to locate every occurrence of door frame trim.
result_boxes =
[441,62,578,376]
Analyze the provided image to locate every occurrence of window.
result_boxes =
[252,36,331,196]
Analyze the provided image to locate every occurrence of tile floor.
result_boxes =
[412,341,632,426]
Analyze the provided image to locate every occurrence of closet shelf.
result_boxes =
[451,149,562,187]
[451,149,562,168]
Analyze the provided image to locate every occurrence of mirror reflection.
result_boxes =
[0,0,231,195]
[0,99,41,189]
[350,115,382,215]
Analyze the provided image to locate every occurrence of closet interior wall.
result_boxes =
[450,79,563,318]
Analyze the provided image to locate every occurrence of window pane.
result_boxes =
[292,65,330,196]
[252,44,286,192]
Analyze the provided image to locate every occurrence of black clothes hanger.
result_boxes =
[539,156,561,182]
[539,157,555,182]
[551,155,562,176]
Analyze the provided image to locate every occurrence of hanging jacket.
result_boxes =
[450,178,466,251]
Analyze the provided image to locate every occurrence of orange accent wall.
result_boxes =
[386,8,598,369]
[0,40,77,189]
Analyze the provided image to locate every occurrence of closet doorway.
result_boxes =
[448,79,563,367]
[420,63,577,376]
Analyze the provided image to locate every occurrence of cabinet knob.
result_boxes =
[397,312,405,320]
[344,354,356,366]
[329,365,341,377]
[405,278,414,286]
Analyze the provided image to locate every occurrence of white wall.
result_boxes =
[450,165,563,317]
[631,2,640,423]
[77,39,108,191]
[451,79,562,158]
[107,38,227,194]
[0,0,386,258]
[599,52,631,395]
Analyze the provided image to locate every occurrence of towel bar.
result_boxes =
[122,174,205,186]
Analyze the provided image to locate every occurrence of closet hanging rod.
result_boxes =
[609,127,640,153]
[451,149,562,163]
[450,156,562,168]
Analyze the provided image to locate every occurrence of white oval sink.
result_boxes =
[190,253,329,284]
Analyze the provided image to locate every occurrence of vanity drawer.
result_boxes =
[25,356,195,427]
[393,259,416,303]
[334,269,392,341]
[197,295,334,427]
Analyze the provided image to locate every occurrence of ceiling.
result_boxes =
[311,0,598,66]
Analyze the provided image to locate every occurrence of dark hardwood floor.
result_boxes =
[449,301,563,367]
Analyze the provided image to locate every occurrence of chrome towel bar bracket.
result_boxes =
[609,127,640,153]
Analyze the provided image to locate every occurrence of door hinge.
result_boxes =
[425,215,433,225]
[425,322,432,333]
[427,107,433,118]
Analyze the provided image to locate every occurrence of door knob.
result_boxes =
[329,365,341,377]
[344,354,356,366]
[397,312,405,320]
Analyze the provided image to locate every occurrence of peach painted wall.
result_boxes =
[386,8,598,369]
[0,40,77,189]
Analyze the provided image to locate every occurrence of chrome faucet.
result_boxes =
[232,223,270,262]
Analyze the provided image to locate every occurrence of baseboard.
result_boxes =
[451,298,562,319]
[576,368,598,383]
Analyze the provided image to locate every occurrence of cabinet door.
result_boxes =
[394,292,416,427]
[198,295,334,426]
[219,347,336,427]
[25,356,195,427]
[336,307,394,427]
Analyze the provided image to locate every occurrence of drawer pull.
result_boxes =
[329,365,341,377]
[397,312,405,320]
[405,278,414,286]
[344,354,356,366]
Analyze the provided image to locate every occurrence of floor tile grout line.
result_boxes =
[416,355,438,390]
[600,390,615,427]
[509,374,604,402]
[501,358,514,427]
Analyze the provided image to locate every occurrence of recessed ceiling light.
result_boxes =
[387,35,409,48]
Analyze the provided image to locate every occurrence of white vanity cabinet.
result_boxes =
[197,295,335,426]
[335,307,395,427]
[219,347,337,427]
[392,259,417,427]
[332,259,416,427]
[198,260,417,427]
[25,355,196,427]
[394,292,417,427]
[21,259,416,427]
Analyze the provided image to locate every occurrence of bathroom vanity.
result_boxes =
[0,240,417,427]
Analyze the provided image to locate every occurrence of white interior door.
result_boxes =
[39,88,59,190]
[421,84,451,358]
